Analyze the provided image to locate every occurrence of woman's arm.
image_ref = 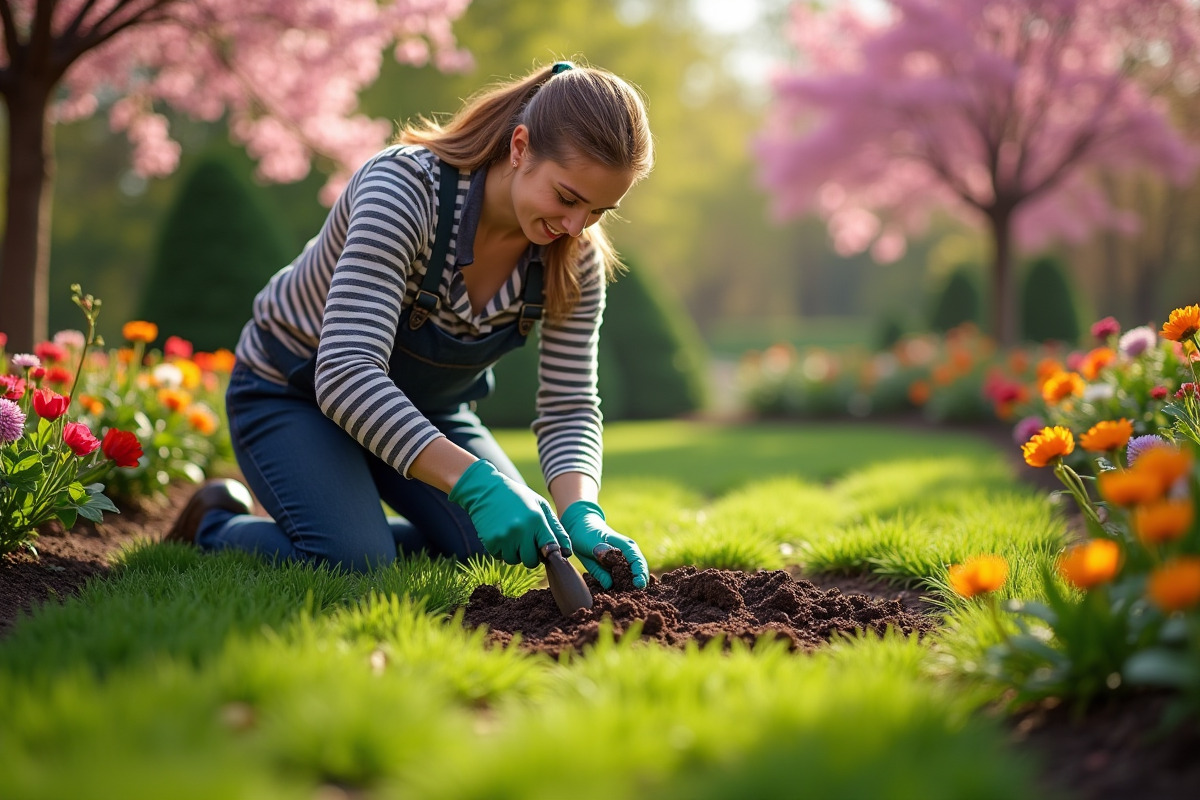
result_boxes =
[549,470,599,515]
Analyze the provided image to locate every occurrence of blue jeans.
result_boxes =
[196,364,521,572]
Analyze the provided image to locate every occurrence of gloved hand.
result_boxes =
[560,500,649,590]
[449,459,572,568]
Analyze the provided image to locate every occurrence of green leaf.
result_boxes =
[76,503,105,523]
[55,507,79,529]
[82,490,120,515]
[1124,649,1198,689]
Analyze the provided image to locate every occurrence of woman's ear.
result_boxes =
[510,124,530,167]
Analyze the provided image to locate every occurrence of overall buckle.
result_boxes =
[409,290,440,330]
[518,303,543,336]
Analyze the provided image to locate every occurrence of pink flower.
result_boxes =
[1151,386,1169,400]
[32,388,70,420]
[0,332,7,349]
[63,422,101,456]
[1090,316,1121,341]
[10,354,40,370]
[1177,383,1198,399]
[101,429,143,468]
[1012,415,1046,446]
[0,374,26,400]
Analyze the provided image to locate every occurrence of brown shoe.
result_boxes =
[163,479,254,544]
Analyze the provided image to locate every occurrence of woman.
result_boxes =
[165,61,651,591]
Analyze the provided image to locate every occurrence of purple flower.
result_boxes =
[1090,316,1121,341]
[1013,415,1045,446]
[10,353,40,370]
[0,398,25,443]
[1118,326,1157,359]
[1127,434,1167,466]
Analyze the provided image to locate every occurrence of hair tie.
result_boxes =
[551,61,574,75]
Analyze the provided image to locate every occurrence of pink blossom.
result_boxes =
[1090,316,1120,341]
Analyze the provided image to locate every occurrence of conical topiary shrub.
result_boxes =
[1019,254,1081,345]
[138,152,292,351]
[476,254,708,427]
[927,265,981,333]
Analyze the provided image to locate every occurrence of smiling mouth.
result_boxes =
[542,220,565,239]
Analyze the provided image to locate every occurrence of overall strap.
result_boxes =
[409,164,462,330]
[517,256,544,336]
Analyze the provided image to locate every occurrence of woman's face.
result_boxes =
[509,128,636,245]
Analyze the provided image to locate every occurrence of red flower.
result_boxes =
[101,428,143,468]
[30,366,46,380]
[0,374,25,400]
[1177,382,1198,400]
[32,388,70,420]
[0,332,7,349]
[34,341,68,363]
[1090,316,1121,341]
[63,422,101,456]
[43,366,73,386]
[164,335,194,360]
[1150,386,1169,400]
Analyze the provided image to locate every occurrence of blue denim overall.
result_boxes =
[198,165,546,571]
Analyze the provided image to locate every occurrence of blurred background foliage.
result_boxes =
[14,0,1200,362]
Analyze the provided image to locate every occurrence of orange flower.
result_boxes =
[76,394,104,415]
[122,320,159,343]
[1021,426,1075,468]
[1134,499,1194,545]
[1098,470,1163,506]
[157,388,192,413]
[932,363,957,386]
[1008,350,1030,374]
[1133,445,1193,495]
[211,349,237,373]
[907,380,931,406]
[1147,557,1200,612]
[1078,419,1133,453]
[948,555,1009,598]
[117,347,136,365]
[1041,371,1085,403]
[187,405,219,436]
[1159,304,1200,342]
[1035,358,1063,384]
[1079,347,1116,380]
[1057,539,1122,590]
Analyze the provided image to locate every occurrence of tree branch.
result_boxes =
[0,0,21,71]
[52,0,178,80]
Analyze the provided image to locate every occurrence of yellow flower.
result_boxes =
[1147,557,1200,612]
[1160,304,1200,342]
[1021,426,1075,468]
[1098,470,1162,506]
[174,359,202,389]
[1057,539,1122,590]
[1133,445,1193,494]
[947,555,1008,598]
[122,320,159,343]
[1135,499,1194,545]
[1041,371,1085,403]
[1078,419,1133,453]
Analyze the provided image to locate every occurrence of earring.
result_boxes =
[511,159,518,168]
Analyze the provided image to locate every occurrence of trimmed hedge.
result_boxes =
[476,256,708,427]
[928,265,981,333]
[1019,254,1081,345]
[138,153,292,351]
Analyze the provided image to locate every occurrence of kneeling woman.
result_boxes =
[166,61,651,591]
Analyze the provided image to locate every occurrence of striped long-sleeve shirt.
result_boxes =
[235,145,605,486]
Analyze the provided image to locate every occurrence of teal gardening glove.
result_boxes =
[449,459,572,568]
[560,500,649,590]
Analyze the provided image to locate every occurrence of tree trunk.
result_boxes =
[987,206,1016,347]
[0,82,55,353]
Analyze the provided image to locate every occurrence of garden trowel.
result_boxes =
[539,542,593,616]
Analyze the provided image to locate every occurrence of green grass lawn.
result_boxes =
[0,421,1065,799]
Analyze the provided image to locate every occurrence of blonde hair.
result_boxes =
[398,61,654,323]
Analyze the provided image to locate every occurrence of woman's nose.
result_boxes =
[564,211,587,237]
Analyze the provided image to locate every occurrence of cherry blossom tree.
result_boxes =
[0,0,471,350]
[756,0,1200,346]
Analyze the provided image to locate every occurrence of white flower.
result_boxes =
[152,363,184,388]
[1083,383,1114,402]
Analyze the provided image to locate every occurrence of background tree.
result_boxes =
[1019,254,1083,345]
[755,0,1200,346]
[0,0,470,351]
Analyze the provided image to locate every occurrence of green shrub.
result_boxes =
[138,152,291,351]
[928,265,981,333]
[477,256,708,426]
[1019,254,1081,345]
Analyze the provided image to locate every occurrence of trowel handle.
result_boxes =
[540,542,594,616]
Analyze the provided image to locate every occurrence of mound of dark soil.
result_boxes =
[461,550,939,658]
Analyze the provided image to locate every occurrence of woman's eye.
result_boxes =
[556,193,578,207]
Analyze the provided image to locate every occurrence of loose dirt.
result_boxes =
[461,549,938,658]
